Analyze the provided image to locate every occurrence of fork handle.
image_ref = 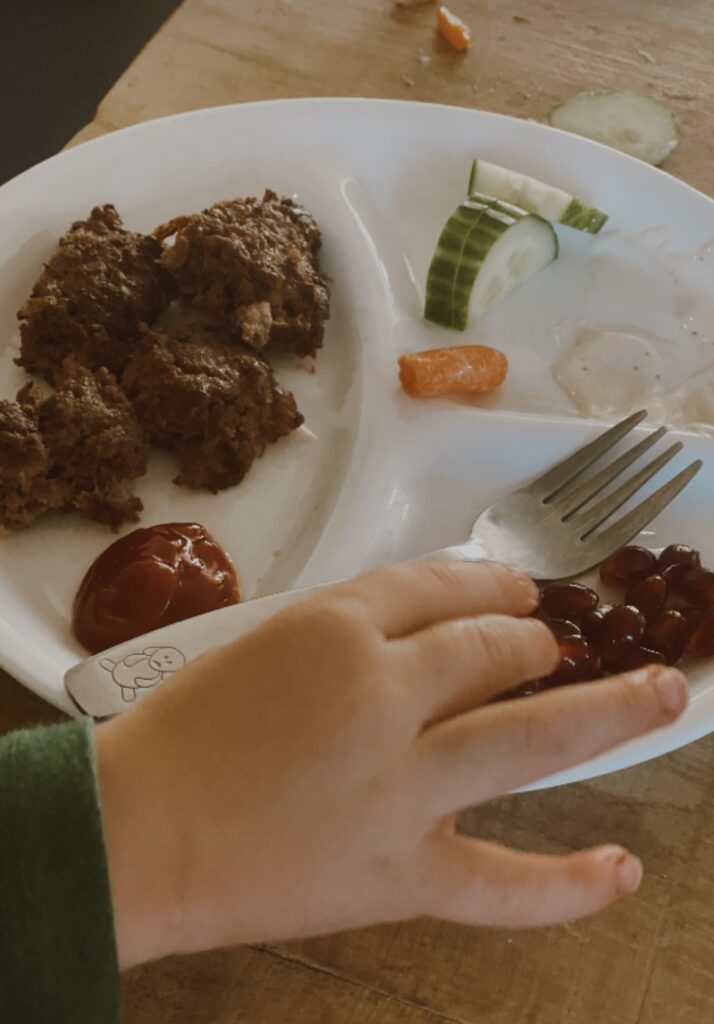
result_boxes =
[64,542,493,718]
[64,584,329,718]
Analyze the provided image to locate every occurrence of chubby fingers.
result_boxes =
[418,664,688,811]
[422,834,642,929]
[334,560,539,638]
[401,614,558,724]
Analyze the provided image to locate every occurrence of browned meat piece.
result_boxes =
[155,190,330,357]
[122,323,303,490]
[0,364,149,532]
[34,366,149,527]
[0,398,63,530]
[17,204,175,384]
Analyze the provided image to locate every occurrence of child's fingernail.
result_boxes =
[595,846,642,894]
[616,853,643,894]
[652,666,687,715]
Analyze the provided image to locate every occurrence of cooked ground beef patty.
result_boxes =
[17,204,174,383]
[122,323,303,491]
[0,364,148,531]
[155,190,330,357]
[0,400,63,530]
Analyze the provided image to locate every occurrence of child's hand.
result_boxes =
[95,560,687,968]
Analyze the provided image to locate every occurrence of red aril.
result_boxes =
[540,583,599,624]
[612,646,669,671]
[597,604,645,664]
[625,574,667,622]
[539,636,599,688]
[678,568,714,609]
[600,545,657,588]
[541,617,582,642]
[582,604,613,645]
[687,607,714,659]
[657,544,701,586]
[643,609,690,665]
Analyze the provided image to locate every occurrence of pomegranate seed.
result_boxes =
[612,646,669,671]
[678,568,714,609]
[598,604,645,664]
[541,617,581,642]
[600,545,657,588]
[582,604,613,645]
[687,607,714,659]
[539,636,599,688]
[678,603,703,632]
[657,544,701,586]
[643,610,690,665]
[540,583,599,624]
[625,574,667,622]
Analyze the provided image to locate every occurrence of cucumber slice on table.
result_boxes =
[425,196,558,330]
[468,158,608,234]
[548,90,678,166]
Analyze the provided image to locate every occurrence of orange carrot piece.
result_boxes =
[398,345,507,398]
[436,5,472,50]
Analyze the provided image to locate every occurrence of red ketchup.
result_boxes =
[73,522,240,653]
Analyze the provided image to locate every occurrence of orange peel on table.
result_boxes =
[436,5,472,50]
[398,345,508,398]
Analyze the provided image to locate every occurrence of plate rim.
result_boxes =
[3,96,712,210]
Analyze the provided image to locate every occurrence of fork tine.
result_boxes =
[593,460,703,551]
[574,442,683,536]
[556,426,668,518]
[529,410,648,501]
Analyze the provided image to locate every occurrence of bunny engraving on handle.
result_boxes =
[98,647,186,703]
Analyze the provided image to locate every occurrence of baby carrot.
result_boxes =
[436,5,472,50]
[398,345,508,398]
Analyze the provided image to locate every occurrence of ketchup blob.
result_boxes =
[73,522,240,653]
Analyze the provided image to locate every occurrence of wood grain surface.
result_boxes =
[3,1,714,1021]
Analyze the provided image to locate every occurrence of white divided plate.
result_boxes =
[1,99,714,789]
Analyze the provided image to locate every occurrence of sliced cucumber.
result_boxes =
[425,196,558,330]
[468,158,608,234]
[548,90,678,166]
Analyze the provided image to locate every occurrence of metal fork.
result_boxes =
[65,410,701,717]
[442,409,701,581]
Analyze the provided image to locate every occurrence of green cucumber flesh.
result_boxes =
[469,158,608,234]
[425,198,558,330]
[548,90,678,166]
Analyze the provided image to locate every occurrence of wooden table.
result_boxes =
[4,1,714,1020]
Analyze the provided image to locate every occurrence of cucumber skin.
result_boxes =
[425,200,492,331]
[470,160,608,234]
[424,199,557,331]
[561,197,609,234]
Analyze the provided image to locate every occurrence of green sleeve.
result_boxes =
[0,719,120,1023]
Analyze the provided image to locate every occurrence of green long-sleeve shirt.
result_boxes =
[0,720,120,1023]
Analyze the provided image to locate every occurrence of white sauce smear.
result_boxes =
[553,327,680,420]
[548,235,714,431]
